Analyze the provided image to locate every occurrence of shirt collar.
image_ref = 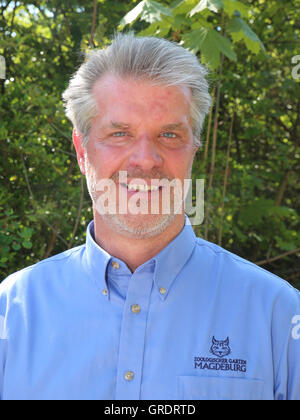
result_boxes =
[83,221,112,298]
[83,217,197,301]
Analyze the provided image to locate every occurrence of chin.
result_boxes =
[100,213,177,239]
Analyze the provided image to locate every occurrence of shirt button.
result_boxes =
[131,304,141,314]
[159,287,167,295]
[124,371,134,381]
[112,261,120,270]
[102,288,108,296]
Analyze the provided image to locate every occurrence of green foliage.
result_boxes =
[182,27,237,67]
[0,209,34,268]
[0,0,299,288]
[119,0,265,69]
[119,0,173,27]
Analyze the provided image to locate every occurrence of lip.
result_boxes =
[119,183,162,196]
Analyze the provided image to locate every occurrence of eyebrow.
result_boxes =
[110,121,131,129]
[161,123,185,131]
[105,121,186,131]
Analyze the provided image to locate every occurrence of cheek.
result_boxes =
[84,157,97,187]
[165,150,194,178]
[86,144,124,178]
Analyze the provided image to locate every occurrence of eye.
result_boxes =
[161,132,177,138]
[112,132,127,137]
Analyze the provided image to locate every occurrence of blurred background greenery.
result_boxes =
[0,0,299,288]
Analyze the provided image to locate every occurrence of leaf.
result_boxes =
[239,199,295,228]
[182,27,237,69]
[18,227,34,241]
[228,17,265,54]
[274,236,297,252]
[233,226,248,242]
[171,0,198,15]
[119,0,146,28]
[4,209,14,217]
[190,0,223,16]
[223,0,249,18]
[142,0,173,23]
[138,22,160,36]
[211,29,237,61]
[12,243,21,251]
[169,0,187,9]
[22,241,32,249]
[119,0,172,28]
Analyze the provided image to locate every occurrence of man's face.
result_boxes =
[75,74,197,238]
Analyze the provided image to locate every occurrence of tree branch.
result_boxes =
[55,147,76,158]
[49,122,73,142]
[89,0,98,47]
[41,219,69,247]
[43,220,59,259]
[255,248,300,266]
[269,115,291,135]
[41,156,78,258]
[218,111,234,246]
[21,155,34,200]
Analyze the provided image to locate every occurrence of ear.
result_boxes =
[192,145,199,159]
[73,128,86,175]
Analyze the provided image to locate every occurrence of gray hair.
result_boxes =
[62,33,211,147]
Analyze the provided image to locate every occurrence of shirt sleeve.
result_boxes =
[272,284,300,400]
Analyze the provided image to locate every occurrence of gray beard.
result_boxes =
[98,212,177,239]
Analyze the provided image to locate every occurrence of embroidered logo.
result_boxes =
[194,336,247,373]
[210,336,231,357]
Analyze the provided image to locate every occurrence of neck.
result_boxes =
[93,213,185,272]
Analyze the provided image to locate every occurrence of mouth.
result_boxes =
[120,183,162,193]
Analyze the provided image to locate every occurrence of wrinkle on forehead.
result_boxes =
[92,74,193,130]
[92,74,192,108]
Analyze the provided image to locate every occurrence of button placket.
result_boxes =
[115,269,154,399]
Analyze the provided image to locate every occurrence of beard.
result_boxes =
[101,212,177,239]
[86,167,190,239]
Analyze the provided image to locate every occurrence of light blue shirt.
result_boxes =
[0,218,300,400]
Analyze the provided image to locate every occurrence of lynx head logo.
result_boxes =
[210,336,231,357]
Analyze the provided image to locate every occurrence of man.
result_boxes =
[0,33,299,400]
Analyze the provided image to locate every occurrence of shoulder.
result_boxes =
[194,237,300,304]
[0,245,85,300]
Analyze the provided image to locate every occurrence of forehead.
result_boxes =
[91,74,193,125]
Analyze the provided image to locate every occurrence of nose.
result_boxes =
[128,134,163,171]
